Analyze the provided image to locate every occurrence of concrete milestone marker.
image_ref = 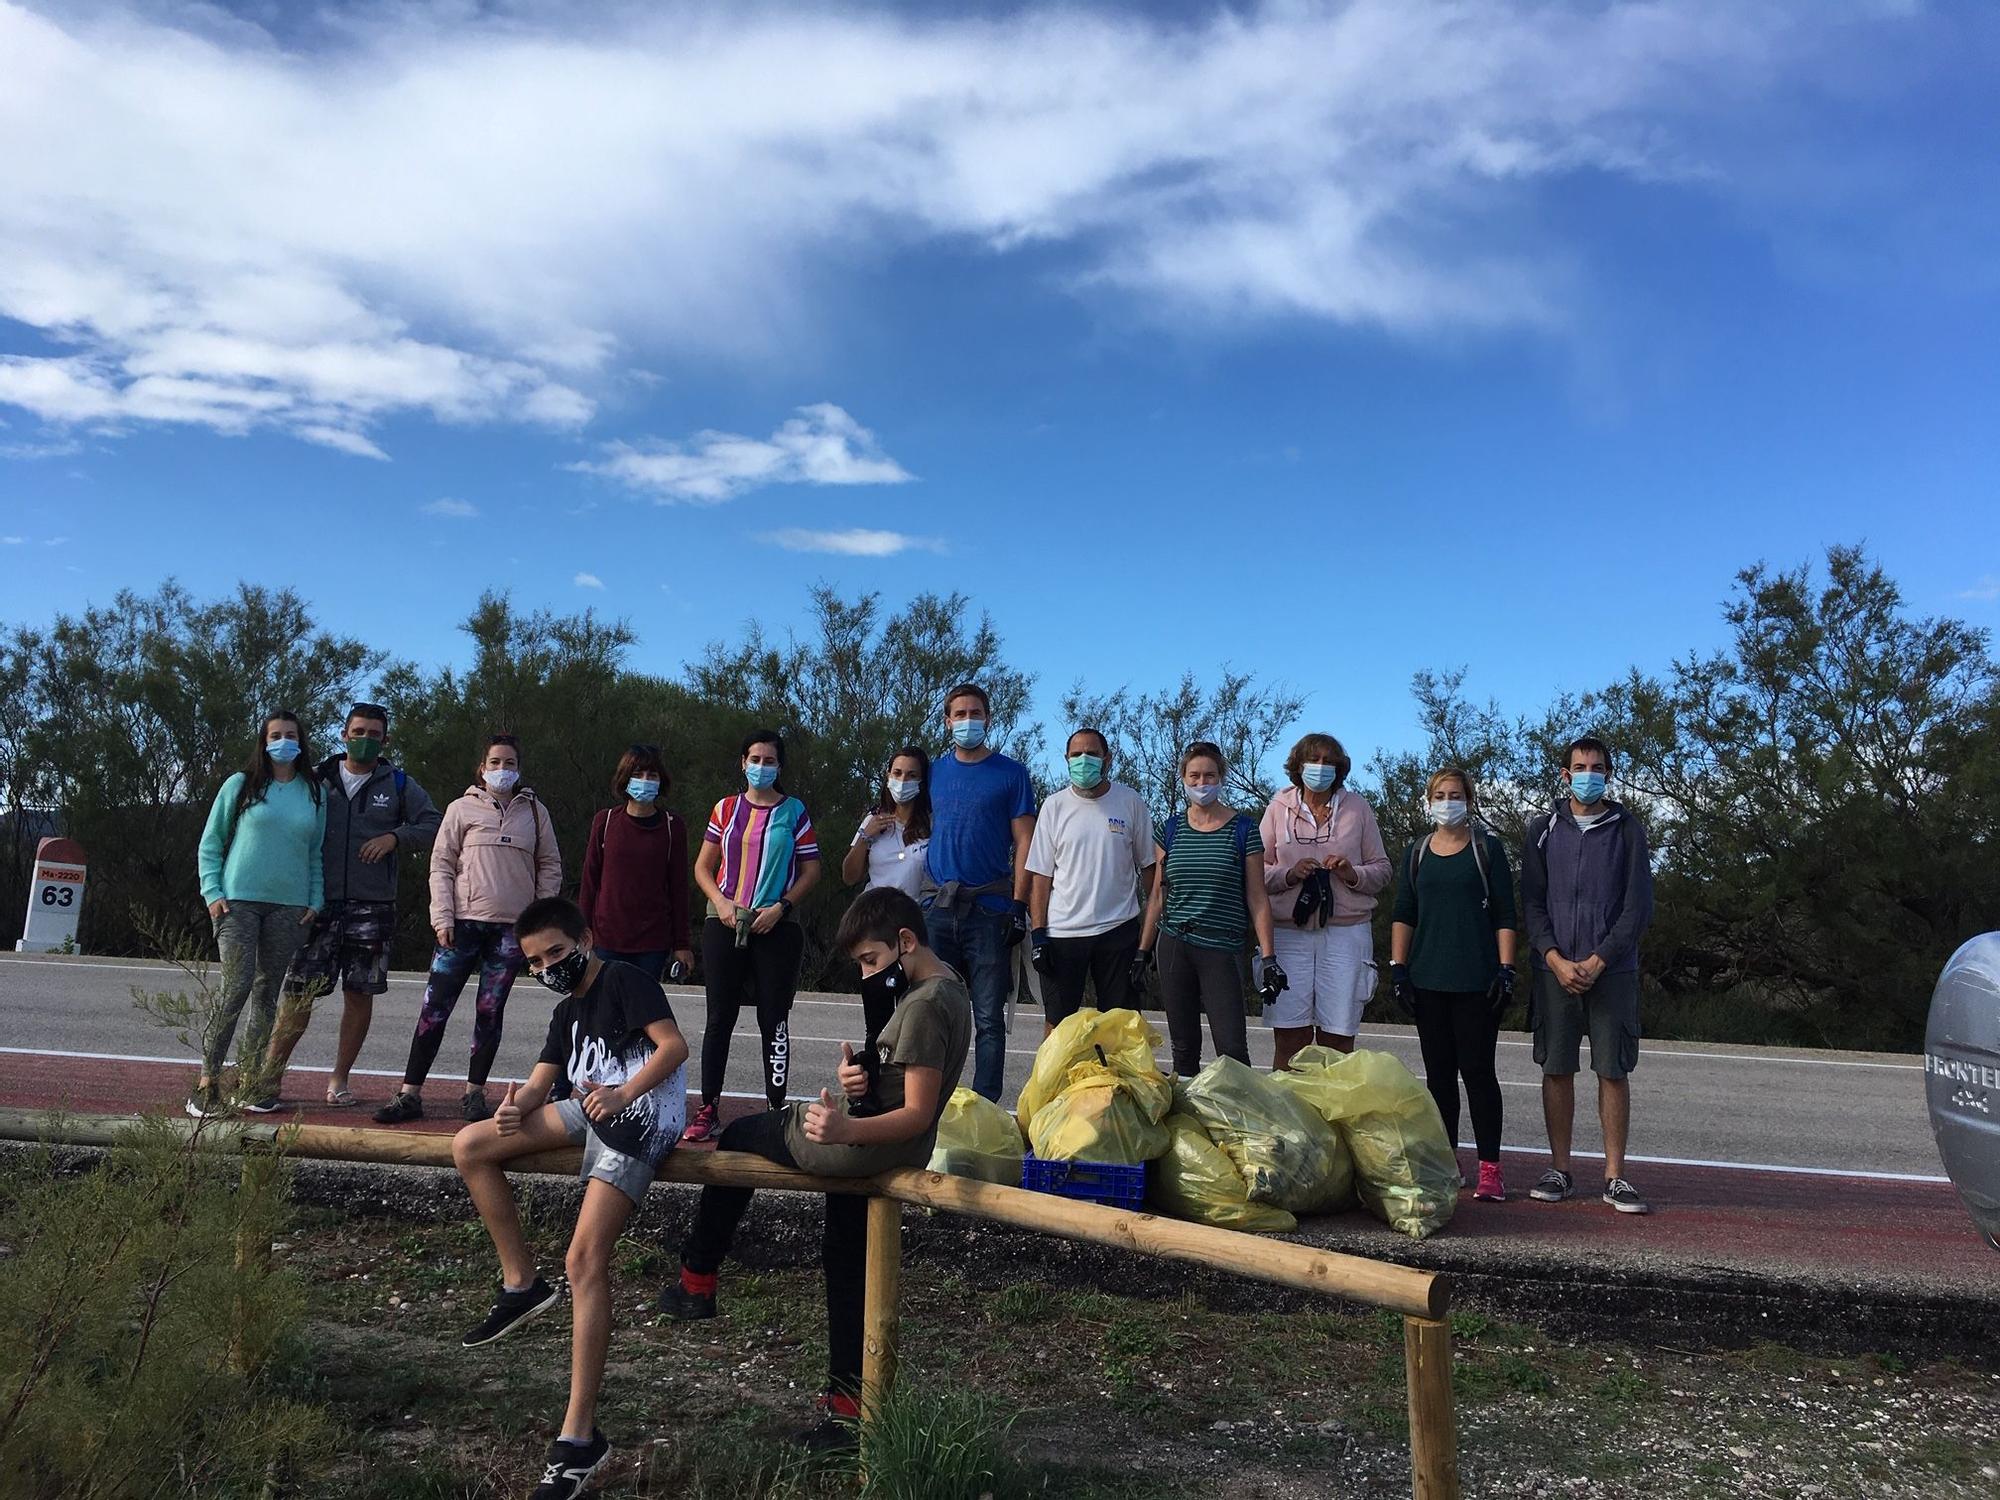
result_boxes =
[17,836,86,954]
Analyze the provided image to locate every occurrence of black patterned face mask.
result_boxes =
[859,956,907,1015]
[534,947,589,995]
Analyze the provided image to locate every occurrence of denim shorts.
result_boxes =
[553,1097,659,1205]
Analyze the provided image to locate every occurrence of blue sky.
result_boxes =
[2,0,1997,782]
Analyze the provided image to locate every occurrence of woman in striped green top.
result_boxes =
[1135,742,1282,1077]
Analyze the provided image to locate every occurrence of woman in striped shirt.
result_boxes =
[684,729,822,1142]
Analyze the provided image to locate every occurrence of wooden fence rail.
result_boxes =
[0,1109,1460,1499]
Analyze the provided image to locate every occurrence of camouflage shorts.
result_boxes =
[283,901,397,1002]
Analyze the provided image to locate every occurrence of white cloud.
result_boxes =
[0,435,82,460]
[770,527,944,558]
[573,572,605,590]
[422,496,479,519]
[1,535,23,544]
[1959,575,2000,603]
[0,1,1928,455]
[574,404,912,503]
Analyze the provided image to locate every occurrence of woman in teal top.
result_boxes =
[1135,742,1282,1076]
[189,709,327,1118]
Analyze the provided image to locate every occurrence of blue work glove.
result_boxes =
[1007,899,1030,948]
[1030,927,1054,976]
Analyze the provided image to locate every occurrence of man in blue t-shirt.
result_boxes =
[923,681,1037,1099]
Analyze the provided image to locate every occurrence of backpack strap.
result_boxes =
[392,765,407,826]
[1407,828,1492,910]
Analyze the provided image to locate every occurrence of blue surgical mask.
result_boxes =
[745,762,779,790]
[627,777,659,803]
[266,738,301,764]
[950,718,988,750]
[1301,763,1338,793]
[1067,753,1104,790]
[1185,782,1221,807]
[888,776,921,804]
[1568,770,1607,806]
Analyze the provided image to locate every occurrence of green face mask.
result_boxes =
[1066,753,1105,791]
[345,735,382,763]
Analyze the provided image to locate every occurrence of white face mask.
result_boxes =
[888,776,921,804]
[1427,797,1469,828]
[1185,783,1221,807]
[484,768,520,792]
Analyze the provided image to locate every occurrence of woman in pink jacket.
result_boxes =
[1259,732,1391,1069]
[376,734,562,1124]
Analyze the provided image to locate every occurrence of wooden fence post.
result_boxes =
[1403,1315,1460,1500]
[861,1194,902,1423]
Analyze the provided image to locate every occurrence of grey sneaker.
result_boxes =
[1603,1177,1650,1214]
[462,1088,493,1123]
[240,1094,282,1114]
[184,1085,227,1120]
[1529,1167,1574,1202]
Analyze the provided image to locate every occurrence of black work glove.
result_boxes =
[1129,949,1155,994]
[1007,899,1030,948]
[1389,962,1415,1021]
[1486,964,1516,1023]
[1030,927,1054,977]
[1255,954,1289,1002]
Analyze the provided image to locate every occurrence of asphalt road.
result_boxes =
[0,952,1942,1180]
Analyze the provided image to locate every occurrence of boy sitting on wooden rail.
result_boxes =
[659,884,971,1449]
[451,895,689,1500]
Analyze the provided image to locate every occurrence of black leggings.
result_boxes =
[679,1111,868,1396]
[1413,988,1503,1161]
[700,916,804,1109]
[1157,932,1250,1077]
[1043,915,1142,1025]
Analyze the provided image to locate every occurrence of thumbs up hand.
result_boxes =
[495,1081,522,1136]
[804,1086,849,1145]
[837,1041,870,1100]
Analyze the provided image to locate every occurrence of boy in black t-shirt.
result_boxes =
[657,885,971,1450]
[451,896,688,1500]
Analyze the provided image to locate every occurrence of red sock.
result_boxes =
[679,1267,718,1296]
[823,1391,861,1420]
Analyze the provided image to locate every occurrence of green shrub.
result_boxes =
[859,1384,1014,1500]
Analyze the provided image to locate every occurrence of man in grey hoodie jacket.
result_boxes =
[266,703,441,1105]
[1519,735,1654,1215]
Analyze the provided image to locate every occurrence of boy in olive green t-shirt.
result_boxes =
[658,886,970,1449]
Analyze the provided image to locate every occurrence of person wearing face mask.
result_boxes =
[1389,769,1519,1201]
[266,702,441,1109]
[188,710,327,1119]
[659,885,970,1453]
[923,682,1037,1100]
[682,730,823,1143]
[841,746,934,1034]
[376,733,562,1126]
[577,744,694,986]
[1022,729,1156,1033]
[1259,732,1393,1070]
[1135,742,1283,1076]
[1521,736,1655,1215]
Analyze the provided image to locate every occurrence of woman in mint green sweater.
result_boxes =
[189,710,327,1118]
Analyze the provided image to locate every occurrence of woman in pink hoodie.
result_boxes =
[376,734,562,1124]
[1259,733,1391,1069]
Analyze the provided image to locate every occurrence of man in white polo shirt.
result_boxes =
[1025,727,1156,1032]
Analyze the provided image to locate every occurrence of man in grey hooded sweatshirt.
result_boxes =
[1520,735,1654,1215]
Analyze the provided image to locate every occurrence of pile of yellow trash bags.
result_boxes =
[925,1010,1460,1239]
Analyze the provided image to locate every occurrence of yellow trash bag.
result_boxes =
[1148,1112,1298,1234]
[927,1086,1025,1185]
[1273,1046,1458,1240]
[1027,1061,1171,1164]
[1016,1007,1172,1130]
[1178,1056,1355,1215]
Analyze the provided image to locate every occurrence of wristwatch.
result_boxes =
[778,896,795,917]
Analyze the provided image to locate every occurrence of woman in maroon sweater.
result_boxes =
[578,744,694,983]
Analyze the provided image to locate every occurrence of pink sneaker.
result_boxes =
[683,1100,719,1143]
[1473,1161,1506,1201]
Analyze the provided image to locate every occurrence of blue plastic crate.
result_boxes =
[1020,1153,1148,1210]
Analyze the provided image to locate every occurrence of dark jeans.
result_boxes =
[595,947,667,982]
[1043,915,1143,1025]
[924,900,1011,1100]
[699,916,804,1108]
[680,1111,868,1397]
[1413,988,1503,1161]
[403,919,522,1088]
[1157,932,1250,1077]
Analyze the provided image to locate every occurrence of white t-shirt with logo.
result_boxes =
[1025,782,1156,937]
[851,814,932,899]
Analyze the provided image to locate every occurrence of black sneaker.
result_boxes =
[656,1280,717,1321]
[373,1090,424,1124]
[462,1278,559,1347]
[184,1086,227,1120]
[529,1429,611,1500]
[462,1088,492,1123]
[240,1094,282,1115]
[1603,1177,1650,1214]
[1528,1167,1574,1202]
[792,1393,860,1452]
